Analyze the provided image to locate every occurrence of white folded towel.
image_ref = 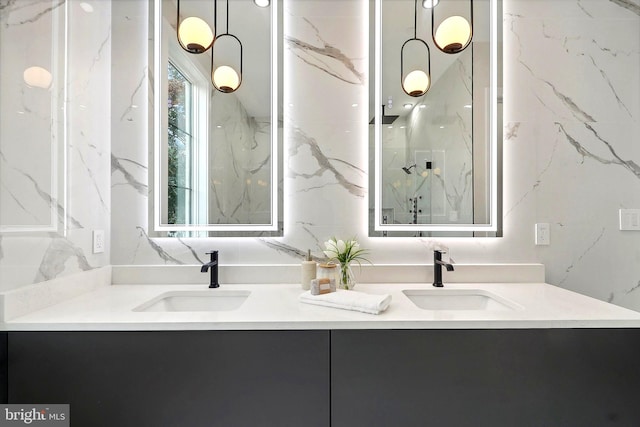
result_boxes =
[299,289,392,315]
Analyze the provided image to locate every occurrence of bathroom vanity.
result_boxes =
[2,266,640,426]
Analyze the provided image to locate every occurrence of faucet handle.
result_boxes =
[205,251,218,262]
[434,248,454,264]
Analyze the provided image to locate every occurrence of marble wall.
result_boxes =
[110,0,639,311]
[0,0,111,291]
[3,0,638,312]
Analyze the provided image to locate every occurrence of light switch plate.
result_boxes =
[93,230,105,254]
[620,209,640,231]
[535,223,550,246]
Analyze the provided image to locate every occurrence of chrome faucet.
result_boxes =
[433,250,454,287]
[201,251,219,288]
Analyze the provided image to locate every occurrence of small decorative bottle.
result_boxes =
[317,263,338,284]
[301,249,317,290]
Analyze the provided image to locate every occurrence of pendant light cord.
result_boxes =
[413,0,417,39]
[225,0,230,35]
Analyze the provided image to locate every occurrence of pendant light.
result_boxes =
[401,0,431,97]
[431,0,473,54]
[211,0,243,93]
[176,0,215,54]
[23,66,53,89]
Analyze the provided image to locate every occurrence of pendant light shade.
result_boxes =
[432,1,473,54]
[23,66,53,89]
[211,0,243,94]
[176,1,215,54]
[212,64,240,93]
[402,69,430,97]
[434,16,472,53]
[401,0,431,97]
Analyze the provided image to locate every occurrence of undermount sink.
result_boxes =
[402,289,520,311]
[133,290,250,312]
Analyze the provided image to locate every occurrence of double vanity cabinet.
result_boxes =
[3,328,640,427]
[2,267,640,426]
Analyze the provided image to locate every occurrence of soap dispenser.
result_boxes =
[301,249,317,290]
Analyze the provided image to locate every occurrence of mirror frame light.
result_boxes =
[152,0,280,234]
[372,0,500,234]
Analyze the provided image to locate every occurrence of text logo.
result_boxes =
[0,405,69,426]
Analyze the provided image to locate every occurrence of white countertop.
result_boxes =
[3,281,640,331]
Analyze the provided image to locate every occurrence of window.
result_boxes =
[164,45,210,237]
[167,62,193,226]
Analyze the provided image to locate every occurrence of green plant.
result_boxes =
[323,237,370,266]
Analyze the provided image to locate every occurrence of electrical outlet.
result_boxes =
[619,209,640,231]
[535,223,550,246]
[93,230,105,254]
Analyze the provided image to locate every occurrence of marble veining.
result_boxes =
[176,238,205,264]
[0,153,82,229]
[585,55,633,117]
[135,226,184,265]
[85,29,111,81]
[259,239,310,260]
[0,0,65,26]
[120,68,147,122]
[504,122,521,140]
[559,227,606,285]
[609,0,640,16]
[111,154,148,196]
[75,147,108,213]
[35,237,92,283]
[539,24,634,119]
[285,17,365,86]
[556,123,640,180]
[289,126,366,198]
[505,136,560,218]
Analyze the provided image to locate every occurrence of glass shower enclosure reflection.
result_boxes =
[379,43,474,232]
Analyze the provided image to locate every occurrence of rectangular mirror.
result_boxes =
[369,0,502,237]
[0,1,67,234]
[151,0,282,237]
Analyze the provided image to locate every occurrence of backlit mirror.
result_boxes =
[369,0,502,237]
[151,0,282,237]
[0,1,66,234]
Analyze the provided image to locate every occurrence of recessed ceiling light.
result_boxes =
[439,126,445,129]
[79,2,94,13]
[351,103,358,107]
[464,104,472,109]
[217,125,223,129]
[400,126,406,129]
[254,0,270,7]
[422,0,439,9]
[419,104,427,109]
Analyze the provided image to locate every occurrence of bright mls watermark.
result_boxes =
[0,405,69,426]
